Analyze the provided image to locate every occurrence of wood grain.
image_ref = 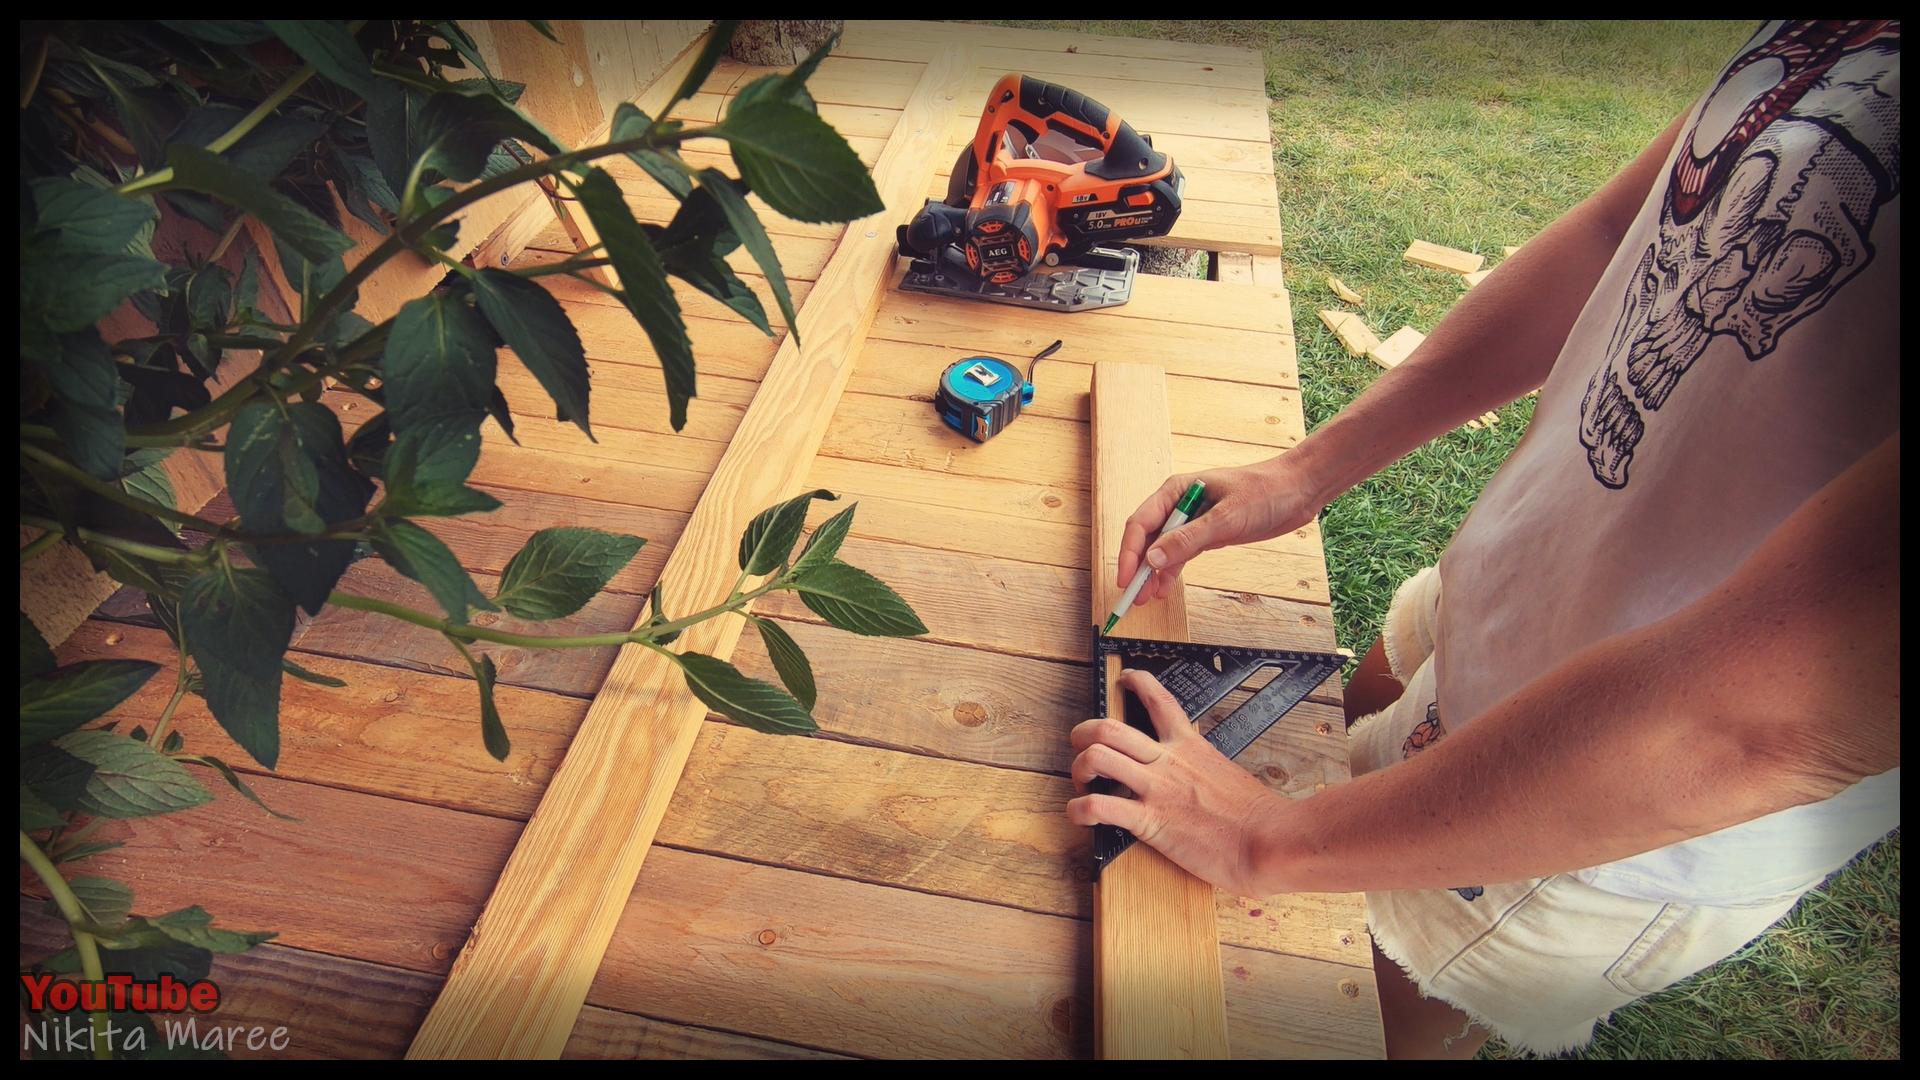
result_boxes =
[1089,361,1229,1059]
[407,49,977,1059]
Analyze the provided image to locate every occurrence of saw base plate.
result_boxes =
[900,246,1139,312]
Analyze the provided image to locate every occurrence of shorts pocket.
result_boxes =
[1604,902,1698,996]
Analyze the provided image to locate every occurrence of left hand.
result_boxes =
[1066,668,1286,897]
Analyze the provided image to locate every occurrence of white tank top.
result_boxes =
[1434,20,1901,906]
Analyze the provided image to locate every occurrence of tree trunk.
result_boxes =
[728,20,844,66]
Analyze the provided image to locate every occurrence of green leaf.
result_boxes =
[664,242,771,336]
[676,652,816,735]
[178,755,298,820]
[60,875,135,929]
[51,839,125,865]
[664,22,739,112]
[226,402,374,613]
[696,169,799,343]
[20,741,95,818]
[726,34,834,118]
[384,293,498,432]
[792,503,857,578]
[21,661,162,746]
[365,80,427,196]
[455,649,510,761]
[21,785,66,832]
[19,243,168,334]
[738,490,835,576]
[416,91,562,184]
[383,413,501,518]
[493,527,644,620]
[527,20,561,43]
[30,330,125,479]
[166,144,353,264]
[30,178,157,254]
[608,104,694,198]
[753,618,816,710]
[345,410,392,479]
[471,269,592,439]
[720,102,885,223]
[794,561,928,637]
[281,658,346,688]
[373,519,494,624]
[21,612,57,681]
[122,906,275,954]
[157,20,273,45]
[119,449,180,534]
[181,568,295,768]
[53,730,214,818]
[264,20,376,99]
[486,386,519,445]
[570,167,696,430]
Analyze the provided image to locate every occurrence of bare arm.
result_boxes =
[1072,434,1899,896]
[1117,111,1690,601]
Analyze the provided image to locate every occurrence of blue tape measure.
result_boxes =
[934,341,1061,443]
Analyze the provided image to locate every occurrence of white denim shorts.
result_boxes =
[1348,567,1805,1055]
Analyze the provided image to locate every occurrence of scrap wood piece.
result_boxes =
[1403,239,1484,276]
[1367,325,1425,370]
[1327,276,1363,304]
[1504,244,1524,258]
[1461,267,1492,288]
[1318,309,1381,358]
[1214,251,1254,284]
[1090,360,1230,1060]
[406,47,978,1060]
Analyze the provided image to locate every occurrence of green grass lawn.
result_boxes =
[986,19,1899,1060]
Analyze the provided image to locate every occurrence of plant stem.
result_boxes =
[20,527,65,564]
[328,573,786,648]
[114,64,320,197]
[19,443,227,535]
[147,643,193,749]
[207,216,246,263]
[19,831,112,1060]
[21,33,50,109]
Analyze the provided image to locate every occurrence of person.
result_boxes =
[1066,19,1900,1059]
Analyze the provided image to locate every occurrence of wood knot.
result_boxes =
[1338,978,1361,999]
[104,631,124,646]
[1232,965,1250,981]
[1264,415,1280,425]
[382,690,403,703]
[952,701,989,728]
[430,941,453,961]
[1248,908,1263,919]
[756,929,778,946]
[1261,764,1289,783]
[1041,494,1062,508]
[1315,722,1333,736]
[1048,996,1074,1036]
[471,612,501,627]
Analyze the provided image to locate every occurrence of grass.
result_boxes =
[983,19,1899,1060]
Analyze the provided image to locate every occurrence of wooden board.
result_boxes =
[1368,326,1425,371]
[406,49,978,1059]
[1403,239,1484,275]
[1089,361,1230,1059]
[1319,309,1381,357]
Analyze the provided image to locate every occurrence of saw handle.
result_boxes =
[981,73,1169,181]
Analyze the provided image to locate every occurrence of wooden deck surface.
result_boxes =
[34,21,1385,1059]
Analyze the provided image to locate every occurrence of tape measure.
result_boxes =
[934,340,1061,443]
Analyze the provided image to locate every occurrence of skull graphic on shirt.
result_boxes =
[1579,22,1900,489]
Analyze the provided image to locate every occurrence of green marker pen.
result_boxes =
[1100,480,1206,636]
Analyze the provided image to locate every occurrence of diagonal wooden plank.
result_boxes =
[406,49,978,1059]
[1089,361,1230,1059]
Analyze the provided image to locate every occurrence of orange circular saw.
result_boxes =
[896,74,1185,312]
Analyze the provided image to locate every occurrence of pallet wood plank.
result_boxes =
[1319,309,1381,357]
[1368,326,1426,371]
[1403,239,1484,275]
[1089,361,1229,1059]
[407,49,978,1059]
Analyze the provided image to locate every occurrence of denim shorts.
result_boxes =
[1348,567,1805,1055]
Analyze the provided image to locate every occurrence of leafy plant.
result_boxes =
[18,19,922,1058]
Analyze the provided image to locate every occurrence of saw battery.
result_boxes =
[934,340,1061,443]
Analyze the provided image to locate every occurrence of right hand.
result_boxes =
[1117,461,1319,604]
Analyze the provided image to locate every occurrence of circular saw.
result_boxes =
[895,74,1185,312]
